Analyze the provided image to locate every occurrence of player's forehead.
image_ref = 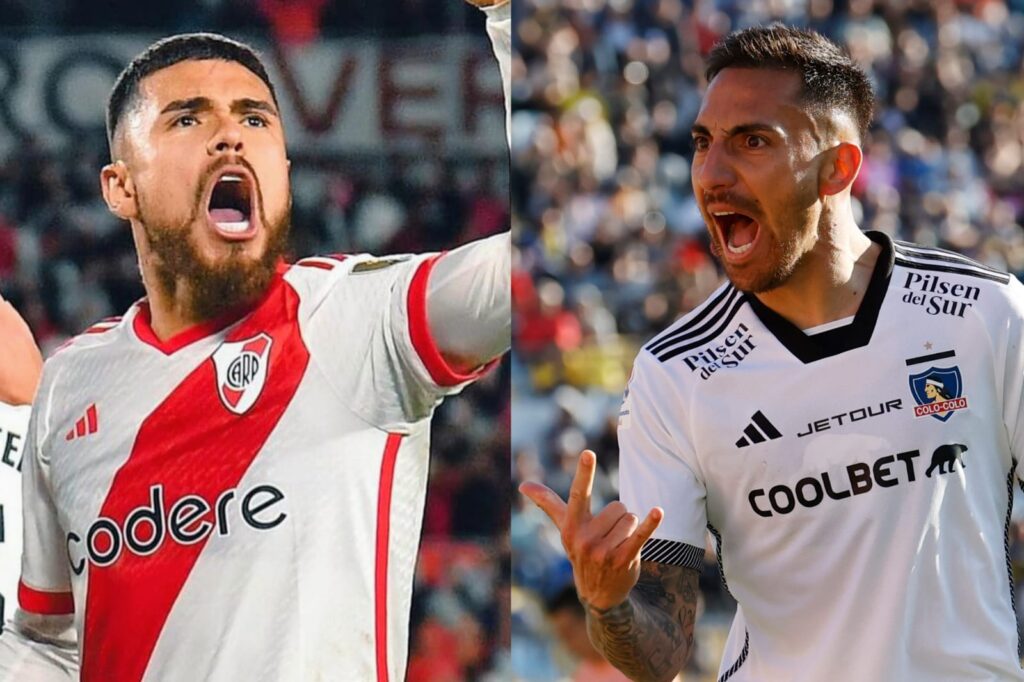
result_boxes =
[136,59,275,115]
[694,67,812,137]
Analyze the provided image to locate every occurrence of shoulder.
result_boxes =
[283,253,423,298]
[891,239,1022,315]
[50,315,125,361]
[641,281,748,365]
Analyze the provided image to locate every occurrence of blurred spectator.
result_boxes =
[546,585,631,682]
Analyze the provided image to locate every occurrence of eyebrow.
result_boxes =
[160,96,279,117]
[691,122,783,138]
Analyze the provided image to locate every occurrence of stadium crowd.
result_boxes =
[0,2,510,679]
[511,0,1024,679]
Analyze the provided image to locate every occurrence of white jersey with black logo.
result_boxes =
[0,403,29,628]
[619,231,1024,681]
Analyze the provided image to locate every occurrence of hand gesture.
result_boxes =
[0,296,42,405]
[520,450,662,611]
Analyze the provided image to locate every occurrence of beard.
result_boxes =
[709,225,809,294]
[137,165,291,323]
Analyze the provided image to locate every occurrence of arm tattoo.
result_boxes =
[585,562,699,682]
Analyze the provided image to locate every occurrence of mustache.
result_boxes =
[702,192,760,217]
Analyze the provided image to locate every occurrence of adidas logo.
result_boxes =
[735,411,782,448]
[65,404,99,441]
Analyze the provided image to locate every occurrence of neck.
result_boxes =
[145,280,203,341]
[753,218,880,331]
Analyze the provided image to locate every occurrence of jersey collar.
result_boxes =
[132,263,289,355]
[743,230,895,364]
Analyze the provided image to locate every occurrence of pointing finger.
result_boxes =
[519,481,568,528]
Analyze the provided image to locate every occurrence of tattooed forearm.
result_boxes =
[585,562,699,682]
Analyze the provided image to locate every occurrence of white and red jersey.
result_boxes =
[18,252,491,682]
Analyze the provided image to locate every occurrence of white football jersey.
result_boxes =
[18,253,491,682]
[0,403,29,627]
[619,231,1024,681]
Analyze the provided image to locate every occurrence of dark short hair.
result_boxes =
[705,24,874,142]
[106,32,278,150]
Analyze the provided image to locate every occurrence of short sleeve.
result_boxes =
[18,392,73,616]
[1001,278,1024,481]
[618,351,707,570]
[299,253,492,430]
[0,402,29,620]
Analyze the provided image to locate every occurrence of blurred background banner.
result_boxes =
[0,37,505,154]
[510,1,1024,680]
[0,2,509,680]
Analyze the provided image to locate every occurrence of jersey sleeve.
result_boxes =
[17,380,73,618]
[1001,277,1024,481]
[618,350,707,570]
[0,402,29,623]
[300,252,496,429]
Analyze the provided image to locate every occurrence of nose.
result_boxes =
[693,140,736,194]
[206,116,244,156]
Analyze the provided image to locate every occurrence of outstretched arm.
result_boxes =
[427,0,512,373]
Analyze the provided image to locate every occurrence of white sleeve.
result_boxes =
[301,253,498,429]
[0,403,29,624]
[0,382,78,678]
[481,1,510,146]
[1001,278,1024,480]
[618,351,707,569]
[426,232,510,366]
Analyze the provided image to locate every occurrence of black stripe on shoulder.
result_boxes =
[640,538,705,570]
[645,285,736,353]
[656,294,747,363]
[894,242,1010,283]
[718,630,750,682]
[894,256,1010,285]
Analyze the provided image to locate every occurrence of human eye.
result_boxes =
[173,114,199,127]
[692,135,710,152]
[244,114,269,127]
[746,134,769,149]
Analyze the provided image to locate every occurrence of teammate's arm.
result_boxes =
[521,452,698,682]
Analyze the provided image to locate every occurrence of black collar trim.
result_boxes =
[743,231,895,364]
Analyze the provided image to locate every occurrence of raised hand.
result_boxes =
[0,296,42,405]
[519,450,663,611]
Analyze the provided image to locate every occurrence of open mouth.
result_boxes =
[207,171,256,239]
[712,211,760,257]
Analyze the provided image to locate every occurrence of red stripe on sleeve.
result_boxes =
[374,433,403,682]
[407,255,495,388]
[18,580,74,615]
[80,278,310,682]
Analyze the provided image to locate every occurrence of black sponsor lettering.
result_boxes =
[86,518,122,567]
[1,431,20,470]
[849,408,868,422]
[169,495,213,544]
[794,477,824,507]
[872,455,897,487]
[67,532,85,576]
[822,471,852,500]
[241,485,287,530]
[747,450,928,518]
[903,273,979,318]
[768,485,795,514]
[749,490,771,518]
[813,418,829,432]
[847,463,872,495]
[798,399,903,438]
[895,450,920,482]
[124,485,165,555]
[69,483,286,571]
